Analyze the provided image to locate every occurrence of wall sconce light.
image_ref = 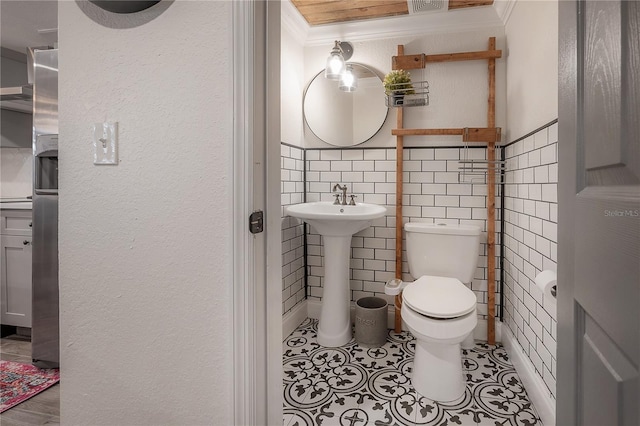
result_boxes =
[325,40,354,80]
[339,64,357,92]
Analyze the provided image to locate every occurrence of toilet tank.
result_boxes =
[405,223,481,283]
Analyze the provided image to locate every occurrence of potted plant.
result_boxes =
[383,69,415,106]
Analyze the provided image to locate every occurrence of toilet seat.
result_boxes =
[403,275,476,318]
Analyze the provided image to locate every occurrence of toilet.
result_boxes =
[401,222,481,402]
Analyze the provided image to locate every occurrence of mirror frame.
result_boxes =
[303,63,389,147]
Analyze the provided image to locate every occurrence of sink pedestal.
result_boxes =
[317,235,352,347]
[283,201,387,348]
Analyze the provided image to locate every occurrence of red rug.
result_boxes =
[0,360,59,413]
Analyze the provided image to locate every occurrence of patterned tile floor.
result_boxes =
[283,319,542,426]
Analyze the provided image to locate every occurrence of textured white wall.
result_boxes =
[505,0,558,141]
[303,28,507,148]
[58,1,233,424]
[281,25,304,146]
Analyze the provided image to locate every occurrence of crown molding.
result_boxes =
[281,0,309,41]
[304,6,503,46]
[493,0,517,26]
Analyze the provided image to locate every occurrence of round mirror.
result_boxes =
[303,63,388,147]
[89,1,161,14]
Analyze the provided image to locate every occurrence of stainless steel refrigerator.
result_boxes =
[31,49,59,368]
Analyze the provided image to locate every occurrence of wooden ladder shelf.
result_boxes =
[393,37,502,345]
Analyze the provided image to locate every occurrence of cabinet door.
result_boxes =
[1,210,33,236]
[1,235,32,327]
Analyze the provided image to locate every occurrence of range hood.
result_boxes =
[1,85,33,114]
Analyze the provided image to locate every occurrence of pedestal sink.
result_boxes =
[285,201,387,347]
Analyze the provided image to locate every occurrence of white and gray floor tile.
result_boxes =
[283,319,542,426]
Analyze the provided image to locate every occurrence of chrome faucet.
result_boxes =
[332,183,348,205]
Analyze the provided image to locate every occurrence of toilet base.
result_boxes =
[461,332,475,350]
[412,339,465,402]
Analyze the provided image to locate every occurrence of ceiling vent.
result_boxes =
[407,0,449,14]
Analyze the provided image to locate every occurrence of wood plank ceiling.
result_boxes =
[291,0,494,26]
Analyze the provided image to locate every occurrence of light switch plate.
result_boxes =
[93,122,118,165]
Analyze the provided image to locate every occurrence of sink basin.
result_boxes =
[285,201,387,347]
[285,201,386,236]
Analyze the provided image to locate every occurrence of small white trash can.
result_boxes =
[355,297,388,348]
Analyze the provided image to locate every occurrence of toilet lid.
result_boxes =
[403,276,477,318]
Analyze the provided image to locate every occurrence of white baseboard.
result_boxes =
[306,299,502,342]
[283,300,308,339]
[502,326,556,426]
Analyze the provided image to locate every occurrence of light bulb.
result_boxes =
[339,65,357,92]
[325,42,345,80]
[325,53,345,80]
[328,56,343,74]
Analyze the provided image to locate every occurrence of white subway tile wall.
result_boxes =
[280,126,558,399]
[281,145,306,315]
[304,147,501,321]
[503,122,558,400]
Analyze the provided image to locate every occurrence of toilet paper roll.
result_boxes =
[535,270,557,300]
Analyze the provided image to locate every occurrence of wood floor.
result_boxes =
[0,335,60,426]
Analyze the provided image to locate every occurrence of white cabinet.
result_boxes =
[1,209,32,328]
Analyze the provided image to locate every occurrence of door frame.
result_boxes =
[232,1,282,424]
[557,0,578,422]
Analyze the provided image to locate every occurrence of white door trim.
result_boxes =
[264,1,283,424]
[232,1,263,423]
[232,1,282,424]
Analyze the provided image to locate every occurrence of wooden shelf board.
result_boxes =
[391,127,501,143]
[392,49,502,70]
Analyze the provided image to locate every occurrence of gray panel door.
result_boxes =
[558,1,640,425]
